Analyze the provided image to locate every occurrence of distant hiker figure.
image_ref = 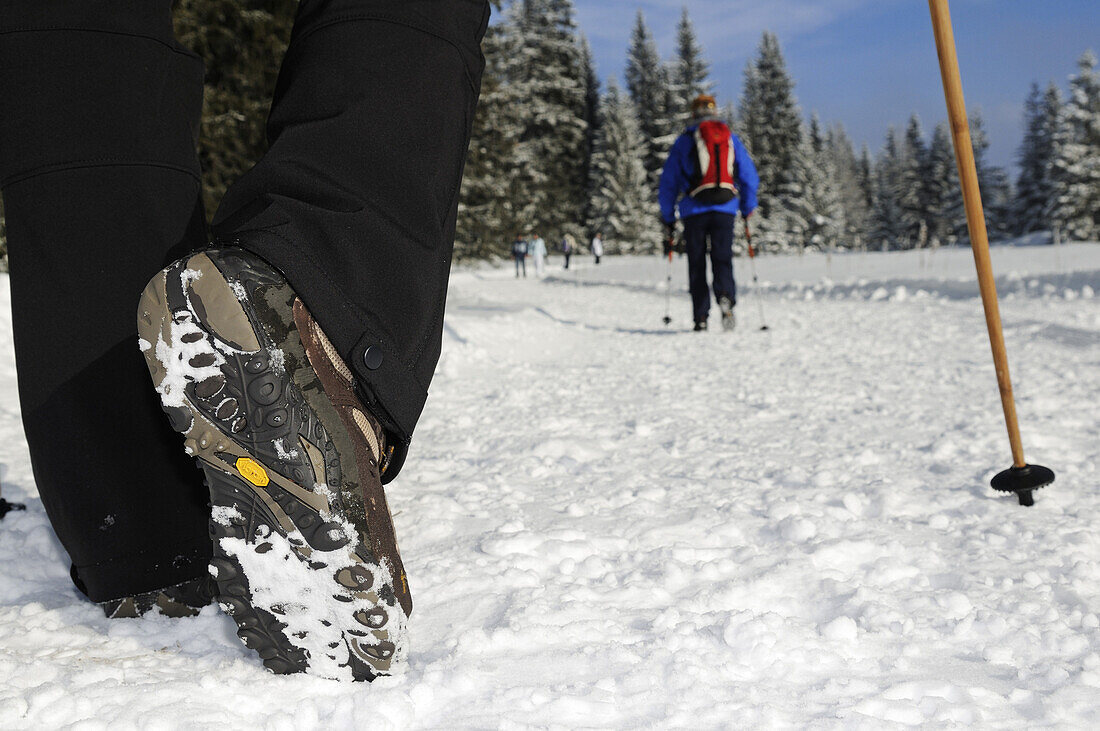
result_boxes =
[591,232,604,264]
[512,234,528,278]
[561,233,575,269]
[659,94,759,332]
[530,233,547,277]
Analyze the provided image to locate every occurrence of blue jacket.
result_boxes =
[658,121,759,224]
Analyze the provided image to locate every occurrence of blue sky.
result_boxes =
[566,0,1098,175]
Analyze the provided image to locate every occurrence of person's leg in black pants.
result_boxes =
[682,214,712,326]
[212,0,490,462]
[708,212,737,307]
[2,0,489,677]
[0,1,213,604]
[135,0,489,679]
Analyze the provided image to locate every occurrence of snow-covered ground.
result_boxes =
[2,242,1099,728]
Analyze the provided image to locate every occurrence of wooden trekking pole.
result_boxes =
[928,0,1053,506]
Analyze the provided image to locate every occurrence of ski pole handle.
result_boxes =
[744,220,755,258]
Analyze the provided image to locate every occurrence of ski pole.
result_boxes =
[928,0,1053,506]
[744,221,769,331]
[662,245,673,326]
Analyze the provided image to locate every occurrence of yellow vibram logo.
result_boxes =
[236,457,270,487]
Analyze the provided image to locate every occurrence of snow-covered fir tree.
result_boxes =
[625,11,676,193]
[172,0,296,219]
[738,32,808,251]
[780,139,816,254]
[1049,51,1100,242]
[579,35,602,236]
[968,111,1012,241]
[587,81,660,254]
[802,115,844,250]
[1014,82,1062,235]
[897,115,930,248]
[826,124,871,248]
[738,32,803,217]
[455,24,523,259]
[858,145,874,236]
[506,0,588,242]
[925,121,965,246]
[980,169,1013,241]
[670,9,712,128]
[870,128,905,249]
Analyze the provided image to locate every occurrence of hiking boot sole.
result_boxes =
[137,250,407,681]
[719,297,736,332]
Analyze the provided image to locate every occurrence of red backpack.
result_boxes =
[689,120,738,204]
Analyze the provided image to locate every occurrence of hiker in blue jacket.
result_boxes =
[659,94,759,331]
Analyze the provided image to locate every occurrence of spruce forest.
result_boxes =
[457,2,1099,258]
[0,1,1097,269]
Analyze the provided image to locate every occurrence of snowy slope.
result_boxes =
[1,243,1099,728]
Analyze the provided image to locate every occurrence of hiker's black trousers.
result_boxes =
[0,0,488,602]
[683,212,736,324]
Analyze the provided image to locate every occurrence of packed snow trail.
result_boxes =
[1,244,1099,727]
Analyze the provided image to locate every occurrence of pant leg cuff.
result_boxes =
[70,543,211,603]
[217,227,423,483]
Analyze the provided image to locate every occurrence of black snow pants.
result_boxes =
[0,0,489,602]
[683,211,736,324]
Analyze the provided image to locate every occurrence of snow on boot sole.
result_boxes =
[137,249,409,681]
[719,297,736,332]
